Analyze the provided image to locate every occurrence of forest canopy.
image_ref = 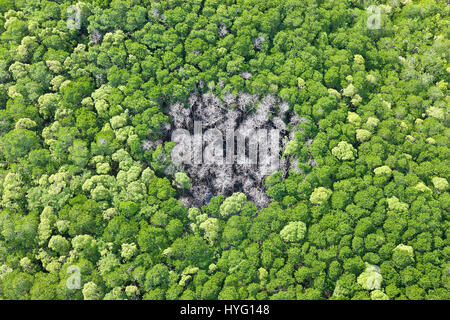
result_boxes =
[0,0,449,300]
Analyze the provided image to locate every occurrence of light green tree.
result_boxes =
[121,243,137,261]
[371,290,389,300]
[310,187,332,205]
[414,182,431,193]
[48,235,70,256]
[332,141,356,161]
[431,177,448,191]
[199,218,220,244]
[82,282,104,300]
[387,196,409,212]
[280,221,307,242]
[392,244,415,269]
[374,165,392,177]
[173,172,192,189]
[356,129,372,142]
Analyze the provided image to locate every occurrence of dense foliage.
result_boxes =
[0,0,449,300]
